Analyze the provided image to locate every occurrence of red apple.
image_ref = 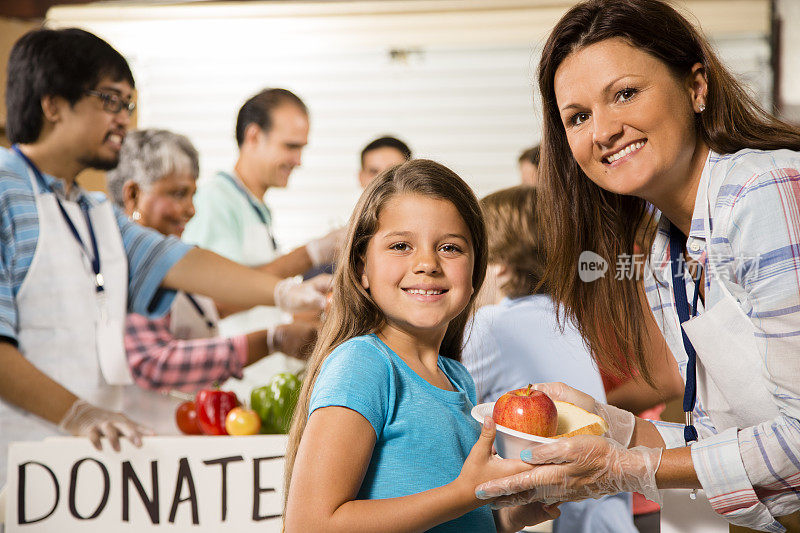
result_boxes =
[492,385,558,437]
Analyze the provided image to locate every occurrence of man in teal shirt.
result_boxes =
[183,88,340,337]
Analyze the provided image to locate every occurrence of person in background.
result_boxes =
[358,135,412,188]
[476,1,800,531]
[518,145,540,186]
[462,185,636,533]
[283,160,558,532]
[106,129,318,434]
[182,88,341,337]
[302,135,413,281]
[0,28,328,487]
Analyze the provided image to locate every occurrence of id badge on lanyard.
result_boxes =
[668,222,703,499]
[12,145,132,385]
[12,146,106,292]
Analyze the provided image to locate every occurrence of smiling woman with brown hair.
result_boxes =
[475,1,800,531]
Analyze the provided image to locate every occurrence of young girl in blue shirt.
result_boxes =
[283,159,558,532]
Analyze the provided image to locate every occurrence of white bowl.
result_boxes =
[471,402,555,459]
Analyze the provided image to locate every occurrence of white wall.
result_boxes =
[48,0,772,249]
[778,0,800,122]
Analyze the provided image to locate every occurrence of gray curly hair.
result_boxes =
[106,128,199,207]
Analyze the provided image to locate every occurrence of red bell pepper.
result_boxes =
[195,389,239,435]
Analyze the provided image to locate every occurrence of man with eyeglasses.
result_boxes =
[0,28,331,493]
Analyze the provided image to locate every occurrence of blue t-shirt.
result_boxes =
[309,334,495,533]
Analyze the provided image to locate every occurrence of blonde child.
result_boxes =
[283,160,558,532]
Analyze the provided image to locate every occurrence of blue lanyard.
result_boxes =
[184,293,215,329]
[219,172,278,251]
[668,222,702,445]
[13,145,105,293]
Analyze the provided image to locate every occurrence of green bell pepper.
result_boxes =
[251,372,302,434]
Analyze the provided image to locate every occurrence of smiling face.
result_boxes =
[554,38,707,201]
[134,171,197,237]
[250,104,309,189]
[58,77,134,171]
[360,193,475,342]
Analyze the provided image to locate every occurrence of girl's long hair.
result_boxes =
[283,159,487,509]
[538,0,800,382]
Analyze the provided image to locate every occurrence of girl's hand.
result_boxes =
[533,382,636,446]
[457,417,533,495]
[495,501,561,533]
[476,435,663,507]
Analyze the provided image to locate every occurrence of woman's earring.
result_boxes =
[132,210,142,221]
[698,102,706,112]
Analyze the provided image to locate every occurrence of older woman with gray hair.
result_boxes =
[107,129,317,434]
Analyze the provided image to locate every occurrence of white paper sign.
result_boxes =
[5,435,288,532]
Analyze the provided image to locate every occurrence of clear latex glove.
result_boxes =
[533,382,636,446]
[305,227,346,267]
[458,416,535,488]
[476,435,663,507]
[58,399,154,452]
[457,417,558,532]
[273,274,332,313]
[272,322,319,359]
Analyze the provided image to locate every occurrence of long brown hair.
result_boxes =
[283,159,487,509]
[537,0,800,382]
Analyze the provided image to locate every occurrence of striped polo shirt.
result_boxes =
[647,148,800,532]
[0,147,192,345]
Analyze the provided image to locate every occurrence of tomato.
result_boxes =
[224,407,262,436]
[175,400,202,435]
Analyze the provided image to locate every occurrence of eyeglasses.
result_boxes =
[84,90,136,115]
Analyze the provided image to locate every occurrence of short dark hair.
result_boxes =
[518,145,540,166]
[360,136,412,167]
[6,28,134,144]
[235,88,308,147]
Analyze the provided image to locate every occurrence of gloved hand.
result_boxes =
[271,322,319,359]
[305,227,346,267]
[533,382,636,446]
[476,435,663,507]
[460,417,560,532]
[458,416,534,488]
[273,274,332,312]
[58,399,154,451]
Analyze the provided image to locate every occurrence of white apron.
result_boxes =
[118,292,220,435]
[681,283,779,431]
[0,160,129,483]
[680,171,779,432]
[170,292,219,339]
